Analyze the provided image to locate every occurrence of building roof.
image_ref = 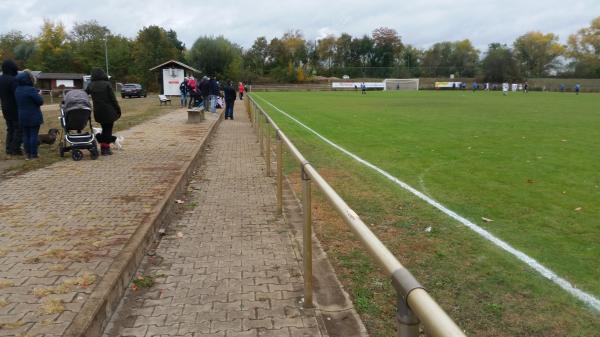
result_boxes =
[149,60,201,73]
[36,72,86,80]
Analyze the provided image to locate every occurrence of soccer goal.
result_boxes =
[383,78,420,91]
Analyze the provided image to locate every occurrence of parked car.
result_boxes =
[121,83,146,98]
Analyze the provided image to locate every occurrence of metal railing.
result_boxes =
[246,95,466,337]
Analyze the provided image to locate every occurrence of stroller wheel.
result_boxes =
[90,148,99,160]
[72,149,83,161]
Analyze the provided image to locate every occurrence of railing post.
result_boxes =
[265,120,271,176]
[276,132,283,215]
[396,295,420,337]
[301,165,313,308]
[259,114,264,152]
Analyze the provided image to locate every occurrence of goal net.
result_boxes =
[383,78,420,91]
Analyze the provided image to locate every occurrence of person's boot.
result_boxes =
[100,144,112,155]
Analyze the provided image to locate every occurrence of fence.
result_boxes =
[245,94,467,337]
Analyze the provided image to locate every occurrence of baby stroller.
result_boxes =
[58,90,99,161]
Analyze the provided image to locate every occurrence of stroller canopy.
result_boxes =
[63,90,91,112]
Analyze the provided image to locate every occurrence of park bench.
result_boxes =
[187,108,205,123]
[159,94,171,105]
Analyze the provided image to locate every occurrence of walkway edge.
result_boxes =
[63,112,223,337]
[281,175,369,337]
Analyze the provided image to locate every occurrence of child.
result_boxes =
[15,70,44,160]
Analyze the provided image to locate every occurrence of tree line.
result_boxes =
[1,17,599,90]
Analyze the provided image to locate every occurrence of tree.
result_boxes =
[334,33,353,70]
[316,35,336,72]
[567,16,600,78]
[450,39,480,77]
[513,32,565,77]
[29,20,74,72]
[481,43,519,82]
[421,42,453,77]
[0,31,27,61]
[401,45,423,77]
[69,20,111,73]
[372,27,403,68]
[132,26,184,89]
[243,36,269,78]
[349,35,375,77]
[187,36,242,80]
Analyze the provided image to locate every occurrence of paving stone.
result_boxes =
[103,105,325,336]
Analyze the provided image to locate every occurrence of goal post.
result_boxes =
[383,78,420,91]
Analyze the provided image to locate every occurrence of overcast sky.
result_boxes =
[1,0,598,51]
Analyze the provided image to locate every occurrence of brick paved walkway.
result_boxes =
[103,104,327,337]
[0,110,219,336]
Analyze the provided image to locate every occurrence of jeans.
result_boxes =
[5,119,22,154]
[180,93,187,107]
[239,92,243,100]
[22,125,40,157]
[202,95,210,112]
[209,95,217,113]
[225,101,234,119]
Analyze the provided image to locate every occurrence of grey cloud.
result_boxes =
[0,0,598,51]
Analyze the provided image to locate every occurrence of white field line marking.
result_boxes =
[253,94,600,311]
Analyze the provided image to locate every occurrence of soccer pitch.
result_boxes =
[251,90,599,335]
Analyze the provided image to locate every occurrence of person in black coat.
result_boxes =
[0,60,23,155]
[223,81,236,120]
[199,77,210,112]
[86,68,121,155]
[15,70,43,160]
[208,76,219,113]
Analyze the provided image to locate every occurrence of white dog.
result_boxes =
[92,127,124,150]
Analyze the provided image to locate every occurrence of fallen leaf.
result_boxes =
[175,199,184,204]
[176,232,184,239]
[482,217,494,222]
[575,207,582,211]
[424,226,432,232]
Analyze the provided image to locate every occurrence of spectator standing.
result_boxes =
[575,83,581,95]
[224,81,236,120]
[15,70,43,160]
[86,68,121,156]
[209,76,219,113]
[523,81,528,93]
[179,78,188,107]
[186,76,197,109]
[0,60,22,156]
[238,82,245,100]
[199,76,210,112]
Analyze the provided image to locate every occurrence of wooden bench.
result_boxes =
[159,95,171,105]
[187,108,205,123]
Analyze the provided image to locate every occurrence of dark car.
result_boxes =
[121,83,146,98]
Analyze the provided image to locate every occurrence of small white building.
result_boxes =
[149,60,201,96]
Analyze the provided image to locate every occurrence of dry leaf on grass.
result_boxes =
[481,217,494,222]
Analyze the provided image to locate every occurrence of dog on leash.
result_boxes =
[38,128,59,145]
[92,127,124,150]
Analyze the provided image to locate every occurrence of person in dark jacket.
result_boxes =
[86,68,121,155]
[199,76,210,112]
[15,70,43,160]
[208,76,219,113]
[179,79,188,107]
[223,81,236,120]
[0,60,23,156]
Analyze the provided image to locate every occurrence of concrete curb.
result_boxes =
[63,111,223,337]
[281,175,370,337]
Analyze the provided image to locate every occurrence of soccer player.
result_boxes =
[361,82,366,95]
[502,82,509,96]
[523,81,528,93]
[575,83,581,95]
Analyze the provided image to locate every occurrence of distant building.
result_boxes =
[149,60,201,95]
[35,72,86,90]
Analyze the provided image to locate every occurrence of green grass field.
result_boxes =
[250,90,600,336]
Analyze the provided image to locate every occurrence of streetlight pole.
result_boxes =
[104,37,109,77]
